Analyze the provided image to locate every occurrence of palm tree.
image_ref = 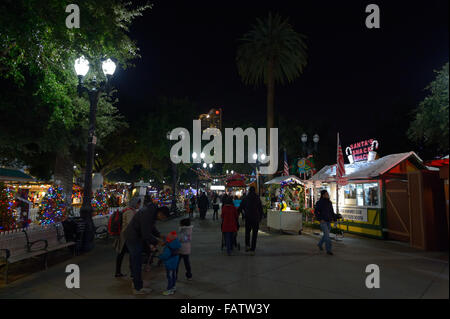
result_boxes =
[236,13,308,133]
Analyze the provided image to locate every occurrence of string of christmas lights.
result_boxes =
[37,186,67,225]
[0,182,17,231]
[92,189,109,216]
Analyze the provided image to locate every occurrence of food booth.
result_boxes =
[265,175,305,234]
[225,173,247,198]
[305,152,447,249]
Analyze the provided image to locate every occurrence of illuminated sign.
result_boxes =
[210,185,225,191]
[346,139,379,163]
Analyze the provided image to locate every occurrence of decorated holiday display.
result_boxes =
[92,189,109,216]
[0,182,17,231]
[37,186,67,225]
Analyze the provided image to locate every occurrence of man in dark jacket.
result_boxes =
[314,190,336,255]
[239,187,263,254]
[124,200,161,294]
[197,192,209,220]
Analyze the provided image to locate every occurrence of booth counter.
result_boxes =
[267,209,303,233]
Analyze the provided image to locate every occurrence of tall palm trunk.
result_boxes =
[267,59,275,132]
[171,161,177,211]
[267,59,275,179]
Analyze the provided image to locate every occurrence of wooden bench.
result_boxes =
[0,223,76,284]
[0,229,48,284]
[26,223,77,259]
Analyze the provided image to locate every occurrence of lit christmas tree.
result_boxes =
[37,186,67,225]
[0,182,16,231]
[92,189,108,216]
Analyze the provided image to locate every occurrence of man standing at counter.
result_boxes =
[315,190,337,255]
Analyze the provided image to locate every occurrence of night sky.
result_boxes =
[114,0,449,162]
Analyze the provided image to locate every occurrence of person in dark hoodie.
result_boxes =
[124,197,162,294]
[314,190,337,255]
[239,186,263,254]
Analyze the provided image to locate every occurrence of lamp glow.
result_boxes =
[203,163,207,168]
[253,153,258,160]
[209,163,213,168]
[313,134,320,143]
[301,134,308,143]
[260,154,266,161]
[200,152,205,159]
[74,56,89,76]
[192,152,198,159]
[102,58,116,76]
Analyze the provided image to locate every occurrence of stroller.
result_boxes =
[220,218,241,251]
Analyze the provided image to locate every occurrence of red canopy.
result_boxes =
[425,158,449,168]
[226,180,246,187]
[226,173,246,188]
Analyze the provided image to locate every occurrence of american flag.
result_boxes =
[283,150,289,176]
[336,133,346,183]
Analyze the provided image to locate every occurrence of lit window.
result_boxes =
[364,183,379,207]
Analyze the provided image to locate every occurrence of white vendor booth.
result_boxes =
[265,175,305,234]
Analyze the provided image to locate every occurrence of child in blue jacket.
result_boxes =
[159,231,182,295]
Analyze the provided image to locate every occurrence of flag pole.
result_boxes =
[336,133,339,220]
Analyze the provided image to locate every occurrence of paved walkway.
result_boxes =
[1,210,448,299]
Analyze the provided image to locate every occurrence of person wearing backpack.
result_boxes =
[159,231,182,296]
[112,197,141,278]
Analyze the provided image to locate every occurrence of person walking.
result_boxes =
[124,197,162,294]
[314,190,337,255]
[197,192,209,220]
[189,196,196,219]
[239,186,263,254]
[113,197,141,278]
[177,218,193,281]
[221,197,239,256]
[212,193,220,221]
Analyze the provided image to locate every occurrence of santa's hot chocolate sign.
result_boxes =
[346,139,379,163]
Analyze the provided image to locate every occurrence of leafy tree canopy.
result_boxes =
[0,0,151,178]
[236,12,308,87]
[408,63,449,156]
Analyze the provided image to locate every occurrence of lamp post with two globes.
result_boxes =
[74,56,116,251]
[192,152,214,195]
[252,152,266,196]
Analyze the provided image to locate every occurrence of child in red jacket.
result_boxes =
[221,197,239,256]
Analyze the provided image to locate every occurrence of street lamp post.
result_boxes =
[300,133,320,158]
[252,153,266,196]
[74,56,116,252]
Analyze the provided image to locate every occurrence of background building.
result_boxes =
[199,107,222,132]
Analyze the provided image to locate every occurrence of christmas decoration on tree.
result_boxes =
[92,189,108,216]
[0,182,17,231]
[37,186,67,225]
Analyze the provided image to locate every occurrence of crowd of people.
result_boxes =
[111,187,336,296]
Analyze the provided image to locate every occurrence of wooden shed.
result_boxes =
[306,152,448,250]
